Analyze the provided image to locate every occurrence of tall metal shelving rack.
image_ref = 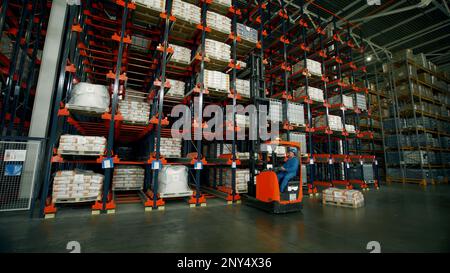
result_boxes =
[384,52,450,186]
[0,0,48,137]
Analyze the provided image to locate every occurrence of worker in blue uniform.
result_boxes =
[277,147,300,192]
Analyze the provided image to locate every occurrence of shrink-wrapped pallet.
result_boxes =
[292,59,322,76]
[204,39,230,62]
[67,83,110,113]
[159,138,182,158]
[287,102,305,125]
[201,70,230,92]
[157,165,192,197]
[236,79,250,98]
[237,23,258,44]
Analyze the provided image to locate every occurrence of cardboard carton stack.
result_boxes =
[119,100,151,124]
[58,135,106,155]
[219,168,249,193]
[170,44,191,65]
[202,70,230,92]
[236,79,250,98]
[204,39,230,62]
[52,170,104,203]
[159,138,182,158]
[113,166,145,191]
[294,86,324,102]
[292,59,322,76]
[207,11,231,34]
[314,115,343,131]
[167,79,185,98]
[328,95,354,109]
[237,23,258,44]
[322,188,364,208]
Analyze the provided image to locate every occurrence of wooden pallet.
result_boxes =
[386,176,430,186]
[113,187,144,191]
[66,105,107,116]
[121,120,149,126]
[160,190,193,198]
[57,150,104,156]
[53,196,99,204]
[322,199,364,208]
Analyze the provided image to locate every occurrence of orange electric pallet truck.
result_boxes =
[244,140,303,214]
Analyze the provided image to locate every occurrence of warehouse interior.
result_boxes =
[0,0,450,253]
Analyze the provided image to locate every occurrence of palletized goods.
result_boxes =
[113,166,144,190]
[322,188,364,208]
[292,59,322,76]
[204,39,230,62]
[119,100,150,124]
[294,86,324,102]
[166,79,185,97]
[328,95,353,109]
[314,115,343,131]
[159,138,182,158]
[67,83,110,113]
[170,44,191,64]
[353,93,367,111]
[236,79,250,98]
[157,165,192,197]
[201,70,230,92]
[58,135,106,155]
[52,170,104,203]
[237,23,258,44]
[287,102,305,125]
[207,11,231,34]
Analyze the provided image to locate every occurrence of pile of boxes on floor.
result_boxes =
[322,188,364,208]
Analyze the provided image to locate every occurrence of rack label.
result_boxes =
[194,161,203,170]
[102,158,114,169]
[375,160,378,166]
[309,159,314,165]
[231,161,237,169]
[152,160,161,170]
[346,163,350,169]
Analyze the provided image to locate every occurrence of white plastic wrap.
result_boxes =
[67,83,110,112]
[157,166,192,196]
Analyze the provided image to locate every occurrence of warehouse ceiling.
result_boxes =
[277,0,450,71]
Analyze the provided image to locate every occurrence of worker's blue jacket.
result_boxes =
[282,157,299,175]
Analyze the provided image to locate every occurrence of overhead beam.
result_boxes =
[382,20,450,49]
[432,0,450,17]
[366,7,437,40]
[410,33,450,50]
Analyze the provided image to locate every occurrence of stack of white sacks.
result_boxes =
[113,166,144,191]
[173,0,201,24]
[345,124,356,134]
[314,115,343,131]
[268,100,283,122]
[119,100,151,124]
[322,188,364,207]
[294,86,324,102]
[52,170,103,203]
[328,95,354,109]
[202,70,230,92]
[204,39,230,62]
[353,93,367,111]
[170,44,191,65]
[58,135,106,155]
[292,59,322,76]
[207,11,231,34]
[159,138,182,158]
[237,23,258,44]
[166,79,186,98]
[287,102,305,125]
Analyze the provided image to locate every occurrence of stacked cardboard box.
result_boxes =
[328,95,354,109]
[268,99,283,122]
[294,86,324,102]
[119,100,151,124]
[218,168,249,193]
[237,23,258,44]
[170,44,191,64]
[113,166,144,190]
[52,170,103,203]
[58,135,106,155]
[287,102,305,125]
[207,11,231,34]
[292,59,322,76]
[314,115,343,131]
[353,93,367,111]
[159,138,182,158]
[204,39,230,62]
[345,124,356,134]
[322,188,364,207]
[202,70,230,92]
[236,79,250,98]
[173,0,201,24]
[167,79,185,97]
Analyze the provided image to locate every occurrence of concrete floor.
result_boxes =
[0,184,449,253]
